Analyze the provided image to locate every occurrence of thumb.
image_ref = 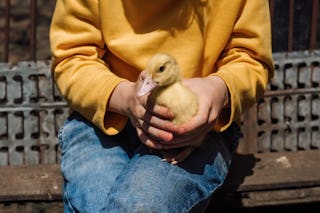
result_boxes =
[136,71,158,98]
[138,70,147,84]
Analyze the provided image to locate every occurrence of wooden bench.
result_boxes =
[1,150,320,211]
[0,51,319,212]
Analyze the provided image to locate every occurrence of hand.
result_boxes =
[162,76,230,149]
[107,71,176,149]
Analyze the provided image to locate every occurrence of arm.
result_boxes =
[51,0,177,148]
[164,0,273,148]
[212,0,274,131]
[50,0,128,135]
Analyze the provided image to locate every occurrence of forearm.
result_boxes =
[50,0,129,135]
[213,51,271,124]
[205,75,230,109]
[210,0,273,131]
[107,81,135,116]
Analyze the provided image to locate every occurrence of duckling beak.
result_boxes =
[137,74,159,97]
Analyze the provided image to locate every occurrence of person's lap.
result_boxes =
[58,112,239,213]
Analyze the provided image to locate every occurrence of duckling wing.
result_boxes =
[152,83,198,125]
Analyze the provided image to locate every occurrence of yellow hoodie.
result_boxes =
[50,0,273,135]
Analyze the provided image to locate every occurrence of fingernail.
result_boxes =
[160,132,173,143]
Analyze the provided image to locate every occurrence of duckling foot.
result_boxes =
[162,147,195,165]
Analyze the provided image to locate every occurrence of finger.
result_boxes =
[136,128,164,149]
[164,132,205,149]
[141,110,176,131]
[145,98,174,120]
[144,123,174,142]
[174,114,207,135]
[137,74,158,98]
[138,70,148,83]
[164,124,212,147]
[132,104,175,142]
[163,133,206,149]
[136,93,174,121]
[138,118,174,142]
[136,71,153,99]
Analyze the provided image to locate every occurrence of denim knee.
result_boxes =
[103,141,230,213]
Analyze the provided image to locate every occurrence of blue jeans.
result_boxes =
[58,112,239,213]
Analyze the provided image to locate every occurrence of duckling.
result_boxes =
[137,53,202,164]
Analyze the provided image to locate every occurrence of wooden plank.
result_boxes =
[234,150,320,191]
[0,164,62,202]
[238,150,320,191]
[1,150,320,207]
[210,186,320,210]
[210,150,320,209]
[241,186,320,207]
[0,201,63,213]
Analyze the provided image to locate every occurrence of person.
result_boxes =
[50,0,273,212]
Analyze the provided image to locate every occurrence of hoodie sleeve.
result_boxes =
[50,0,128,135]
[211,0,274,131]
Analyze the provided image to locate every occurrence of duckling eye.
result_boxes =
[158,65,166,72]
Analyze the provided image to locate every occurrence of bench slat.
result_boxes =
[1,150,320,208]
[0,164,62,202]
[230,150,320,191]
[210,150,320,209]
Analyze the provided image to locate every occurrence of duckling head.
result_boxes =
[137,53,182,97]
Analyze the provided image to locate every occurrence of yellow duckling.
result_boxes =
[137,53,201,164]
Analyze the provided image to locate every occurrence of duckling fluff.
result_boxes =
[137,53,202,164]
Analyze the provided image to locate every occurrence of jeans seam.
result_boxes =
[64,184,78,213]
